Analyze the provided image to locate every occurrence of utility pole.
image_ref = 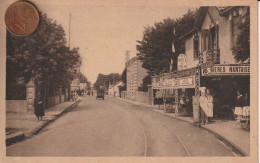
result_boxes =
[113,74,115,97]
[69,12,71,49]
[68,12,71,101]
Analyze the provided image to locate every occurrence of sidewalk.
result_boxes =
[109,96,250,156]
[6,100,81,146]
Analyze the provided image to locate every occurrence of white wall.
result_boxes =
[185,35,199,68]
[204,7,235,64]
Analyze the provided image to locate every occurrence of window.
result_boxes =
[210,25,219,49]
[201,29,210,52]
[193,36,199,59]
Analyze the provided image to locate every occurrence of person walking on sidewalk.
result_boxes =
[34,91,45,121]
[199,88,208,125]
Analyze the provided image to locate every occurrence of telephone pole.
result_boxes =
[69,12,71,49]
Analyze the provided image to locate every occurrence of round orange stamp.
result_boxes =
[5,1,39,36]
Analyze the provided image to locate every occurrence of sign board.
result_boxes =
[179,77,194,86]
[152,76,195,89]
[178,54,188,70]
[202,65,250,76]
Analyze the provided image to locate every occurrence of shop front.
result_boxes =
[200,64,250,119]
[151,67,199,116]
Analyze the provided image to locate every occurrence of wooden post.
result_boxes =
[193,67,201,123]
[175,89,179,116]
[195,67,201,97]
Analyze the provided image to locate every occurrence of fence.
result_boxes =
[6,100,27,113]
[48,94,66,108]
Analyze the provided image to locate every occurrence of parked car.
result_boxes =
[96,89,105,100]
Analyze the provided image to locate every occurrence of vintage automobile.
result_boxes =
[96,89,105,100]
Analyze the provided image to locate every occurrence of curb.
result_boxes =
[111,97,247,156]
[6,132,25,146]
[6,100,81,147]
[32,100,81,136]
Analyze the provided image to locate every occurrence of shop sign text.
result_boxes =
[202,65,250,76]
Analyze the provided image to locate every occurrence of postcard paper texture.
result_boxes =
[0,0,258,162]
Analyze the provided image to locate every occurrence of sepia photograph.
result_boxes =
[0,0,257,162]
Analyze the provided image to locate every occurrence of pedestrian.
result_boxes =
[91,91,93,96]
[73,90,77,101]
[34,91,45,121]
[199,88,208,125]
[206,89,214,122]
[234,90,245,123]
[179,94,188,116]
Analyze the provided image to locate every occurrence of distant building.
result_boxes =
[108,84,114,96]
[126,56,148,100]
[79,83,87,90]
[114,81,124,97]
[108,81,124,97]
[71,78,80,91]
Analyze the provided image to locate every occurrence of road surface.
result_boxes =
[7,96,236,156]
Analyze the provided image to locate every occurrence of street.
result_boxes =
[7,96,236,157]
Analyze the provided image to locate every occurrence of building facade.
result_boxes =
[181,6,249,67]
[126,56,148,100]
[151,6,250,118]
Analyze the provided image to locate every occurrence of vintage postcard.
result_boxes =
[0,0,257,162]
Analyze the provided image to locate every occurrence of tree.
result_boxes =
[77,72,91,90]
[136,9,198,75]
[120,68,127,90]
[232,8,250,63]
[6,13,81,99]
[138,75,151,92]
[93,73,121,90]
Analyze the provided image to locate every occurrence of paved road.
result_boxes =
[7,96,236,156]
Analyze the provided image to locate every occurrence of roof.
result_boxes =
[219,6,236,16]
[180,6,234,40]
[115,81,124,87]
[216,6,229,11]
[179,29,195,40]
[125,56,137,66]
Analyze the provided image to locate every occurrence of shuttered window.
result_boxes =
[201,29,210,52]
[193,36,199,59]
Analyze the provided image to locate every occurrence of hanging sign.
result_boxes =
[178,54,188,70]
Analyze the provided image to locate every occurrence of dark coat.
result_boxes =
[34,98,45,117]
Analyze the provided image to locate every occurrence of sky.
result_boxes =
[25,0,198,84]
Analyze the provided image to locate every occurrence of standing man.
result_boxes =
[199,88,208,125]
[206,89,214,122]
